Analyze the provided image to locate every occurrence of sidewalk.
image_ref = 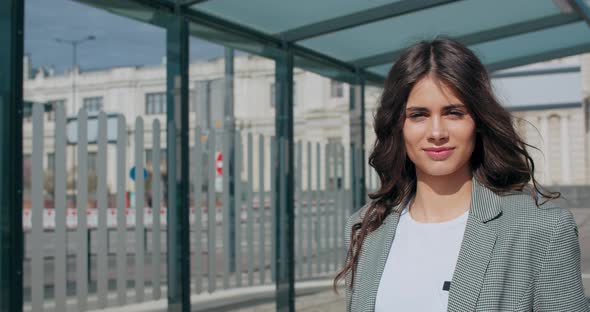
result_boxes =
[95,279,343,312]
[225,289,345,312]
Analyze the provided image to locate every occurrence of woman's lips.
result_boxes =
[423,147,454,160]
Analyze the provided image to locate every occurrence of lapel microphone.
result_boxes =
[443,281,451,291]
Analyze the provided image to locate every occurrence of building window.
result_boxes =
[270,83,275,108]
[270,82,296,107]
[146,148,167,168]
[88,152,97,173]
[47,153,55,173]
[83,97,103,115]
[23,101,33,123]
[46,99,65,121]
[145,92,166,115]
[327,137,343,190]
[330,80,344,98]
[23,154,32,192]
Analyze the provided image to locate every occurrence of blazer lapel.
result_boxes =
[447,177,502,311]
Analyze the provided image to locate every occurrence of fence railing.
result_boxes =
[23,103,367,311]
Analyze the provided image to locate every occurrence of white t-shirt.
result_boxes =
[375,205,469,311]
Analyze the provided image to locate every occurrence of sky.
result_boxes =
[25,0,225,74]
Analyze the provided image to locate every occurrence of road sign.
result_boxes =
[216,152,223,176]
[130,166,148,181]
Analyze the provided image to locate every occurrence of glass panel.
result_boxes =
[492,70,581,108]
[470,21,590,66]
[367,22,590,77]
[24,0,167,306]
[193,0,401,33]
[367,63,391,77]
[298,0,563,61]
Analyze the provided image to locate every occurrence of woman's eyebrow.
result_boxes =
[405,104,465,111]
[405,106,428,111]
[443,104,466,110]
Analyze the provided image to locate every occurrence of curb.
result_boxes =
[98,279,340,312]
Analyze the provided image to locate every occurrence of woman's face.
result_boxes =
[403,76,476,179]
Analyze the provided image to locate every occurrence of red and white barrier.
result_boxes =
[22,207,244,230]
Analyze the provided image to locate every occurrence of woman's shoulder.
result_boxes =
[496,191,577,239]
[346,203,371,226]
[343,203,373,247]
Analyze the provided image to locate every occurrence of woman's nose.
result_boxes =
[428,117,448,142]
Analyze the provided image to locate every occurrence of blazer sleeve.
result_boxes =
[533,209,589,311]
[344,204,368,312]
[344,212,355,312]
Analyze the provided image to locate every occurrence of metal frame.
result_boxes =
[274,47,295,311]
[507,102,581,112]
[77,0,383,85]
[224,47,237,273]
[166,4,191,311]
[280,0,459,42]
[487,42,590,72]
[179,6,385,84]
[349,76,366,212]
[352,13,581,68]
[181,0,209,6]
[8,1,590,311]
[491,65,580,78]
[80,0,590,85]
[0,0,24,310]
[569,0,590,26]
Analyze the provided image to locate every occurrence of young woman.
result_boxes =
[334,38,589,311]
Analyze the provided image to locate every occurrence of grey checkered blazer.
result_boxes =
[344,178,589,311]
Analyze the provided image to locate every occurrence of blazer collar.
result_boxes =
[468,176,503,224]
[354,177,502,312]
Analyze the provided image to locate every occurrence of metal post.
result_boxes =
[0,0,24,310]
[166,7,190,311]
[224,47,236,272]
[349,76,366,212]
[55,35,94,208]
[274,48,295,312]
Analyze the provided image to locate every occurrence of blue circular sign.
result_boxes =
[130,166,148,181]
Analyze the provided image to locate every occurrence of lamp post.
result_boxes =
[54,35,95,207]
[55,35,95,114]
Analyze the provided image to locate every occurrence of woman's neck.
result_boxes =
[409,169,473,223]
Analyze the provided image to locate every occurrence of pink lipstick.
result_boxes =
[423,147,454,160]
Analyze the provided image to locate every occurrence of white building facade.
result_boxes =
[22,54,590,208]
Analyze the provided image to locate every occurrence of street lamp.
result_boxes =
[54,35,95,207]
[54,35,95,114]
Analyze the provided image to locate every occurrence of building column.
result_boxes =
[560,113,571,184]
[166,7,190,311]
[0,0,24,310]
[539,115,551,184]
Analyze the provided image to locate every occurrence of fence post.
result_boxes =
[88,229,92,283]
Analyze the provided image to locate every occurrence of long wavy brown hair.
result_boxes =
[333,37,559,292]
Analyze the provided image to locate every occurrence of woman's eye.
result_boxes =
[408,113,425,119]
[448,110,464,117]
